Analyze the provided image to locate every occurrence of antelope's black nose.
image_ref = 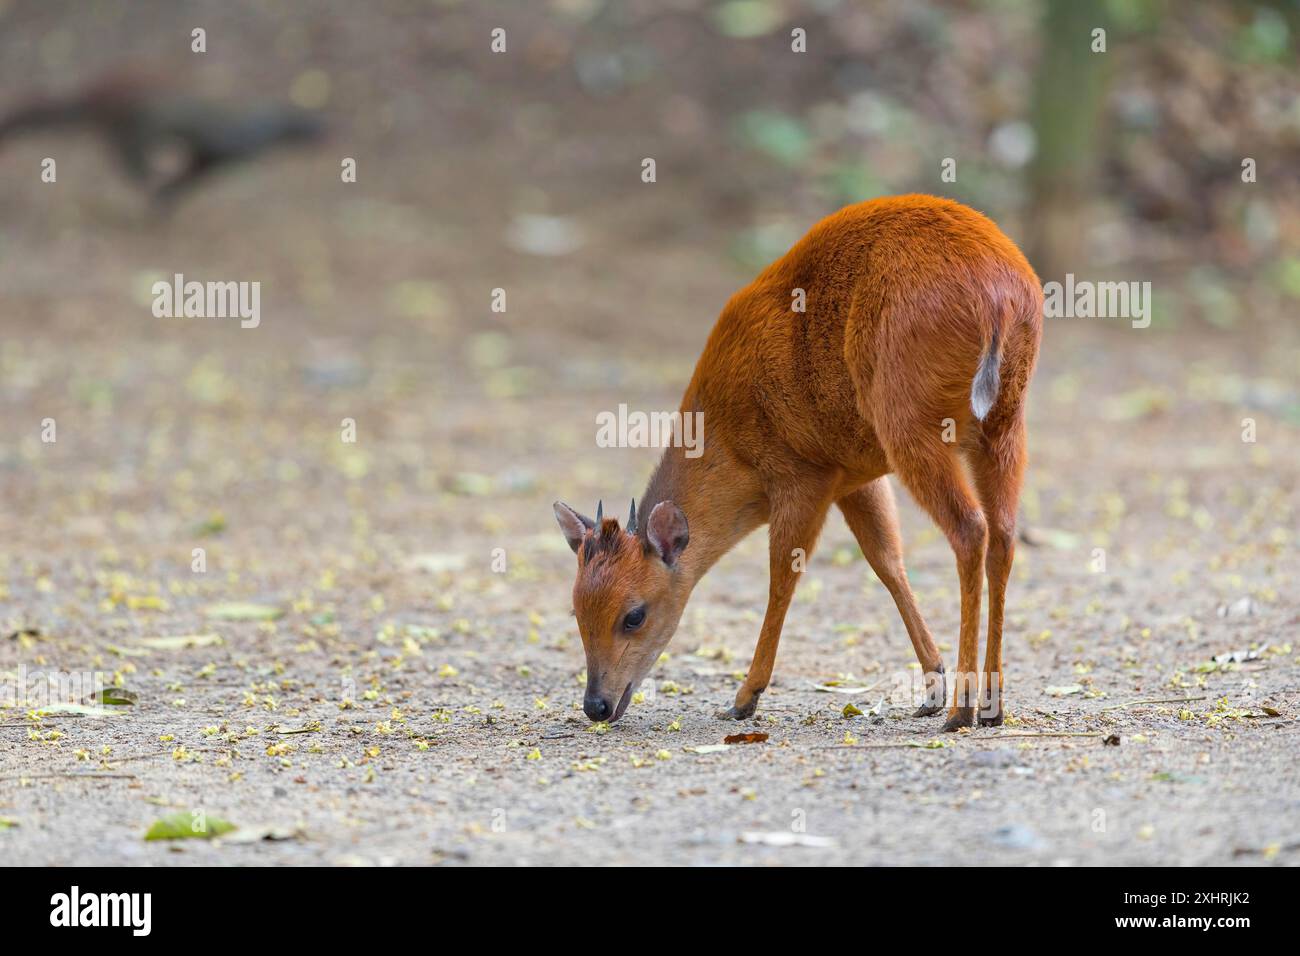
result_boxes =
[584,694,612,722]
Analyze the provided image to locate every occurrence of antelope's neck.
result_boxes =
[639,443,757,588]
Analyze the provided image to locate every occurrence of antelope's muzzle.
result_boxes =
[583,680,634,723]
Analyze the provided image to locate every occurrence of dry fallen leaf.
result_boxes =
[221,824,304,844]
[137,633,222,650]
[34,703,127,718]
[1210,645,1265,664]
[86,687,138,706]
[723,732,769,745]
[738,831,836,848]
[202,603,284,622]
[144,813,237,841]
[407,552,467,573]
[811,681,881,695]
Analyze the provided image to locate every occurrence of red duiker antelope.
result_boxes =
[555,194,1042,730]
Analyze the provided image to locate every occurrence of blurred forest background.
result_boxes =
[0,0,1295,600]
[2,0,1298,331]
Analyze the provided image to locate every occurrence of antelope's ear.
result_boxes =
[645,501,689,568]
[553,501,594,554]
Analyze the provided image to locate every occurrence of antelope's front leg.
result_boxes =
[717,485,834,720]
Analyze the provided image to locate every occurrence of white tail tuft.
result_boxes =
[970,329,1002,421]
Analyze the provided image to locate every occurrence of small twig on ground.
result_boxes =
[980,731,1105,739]
[0,772,137,782]
[811,742,948,750]
[0,715,92,727]
[106,748,224,765]
[1101,695,1207,711]
[811,730,1109,750]
[1233,841,1300,858]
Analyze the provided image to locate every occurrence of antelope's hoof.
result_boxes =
[941,707,976,732]
[914,668,947,718]
[716,693,760,721]
[979,708,1004,727]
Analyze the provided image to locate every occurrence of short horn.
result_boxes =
[628,498,637,533]
[596,499,603,524]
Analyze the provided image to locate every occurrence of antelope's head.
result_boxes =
[553,498,690,722]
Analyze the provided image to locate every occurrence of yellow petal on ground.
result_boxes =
[203,603,284,621]
[136,633,223,650]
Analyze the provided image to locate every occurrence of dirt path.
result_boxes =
[2,316,1296,865]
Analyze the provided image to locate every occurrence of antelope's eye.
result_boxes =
[622,605,647,632]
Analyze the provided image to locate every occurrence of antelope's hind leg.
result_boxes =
[877,434,988,732]
[969,417,1028,727]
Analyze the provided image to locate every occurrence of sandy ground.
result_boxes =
[1,301,1295,865]
[1,1,1297,867]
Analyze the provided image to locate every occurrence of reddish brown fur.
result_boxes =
[556,194,1042,729]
